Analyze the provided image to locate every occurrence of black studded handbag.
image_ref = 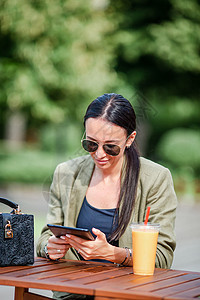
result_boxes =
[0,197,34,266]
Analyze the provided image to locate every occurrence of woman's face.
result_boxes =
[85,117,135,171]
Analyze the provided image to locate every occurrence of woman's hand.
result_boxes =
[47,235,71,260]
[63,228,114,261]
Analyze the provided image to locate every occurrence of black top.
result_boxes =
[76,196,119,262]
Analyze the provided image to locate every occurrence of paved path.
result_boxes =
[0,184,200,299]
[172,200,200,272]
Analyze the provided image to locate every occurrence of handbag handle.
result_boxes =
[0,197,19,210]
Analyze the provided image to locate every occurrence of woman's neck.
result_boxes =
[94,158,124,183]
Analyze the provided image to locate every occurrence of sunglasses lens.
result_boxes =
[82,140,98,152]
[103,144,120,156]
[82,139,120,156]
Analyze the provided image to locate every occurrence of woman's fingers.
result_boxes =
[64,236,85,251]
[47,235,71,259]
[63,229,110,261]
[48,235,70,244]
[47,230,111,261]
[49,245,70,258]
[92,227,106,240]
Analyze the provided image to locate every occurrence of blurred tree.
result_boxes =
[0,0,199,180]
[157,128,200,175]
[107,0,200,160]
[0,0,118,143]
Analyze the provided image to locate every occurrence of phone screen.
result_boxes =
[47,224,95,241]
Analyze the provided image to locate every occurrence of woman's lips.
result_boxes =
[95,159,109,165]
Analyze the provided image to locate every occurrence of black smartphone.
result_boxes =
[47,224,95,241]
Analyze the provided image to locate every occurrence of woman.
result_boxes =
[37,93,177,299]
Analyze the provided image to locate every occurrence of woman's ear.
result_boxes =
[126,131,136,148]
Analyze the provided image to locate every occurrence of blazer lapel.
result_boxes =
[67,156,94,227]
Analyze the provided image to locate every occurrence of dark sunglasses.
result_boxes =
[82,139,121,156]
[81,132,130,156]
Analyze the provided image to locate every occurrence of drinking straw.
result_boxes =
[144,206,151,225]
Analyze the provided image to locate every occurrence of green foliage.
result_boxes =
[108,0,200,162]
[157,128,200,174]
[0,0,119,128]
[40,122,82,154]
[149,99,200,131]
[0,147,56,183]
[0,0,200,187]
[148,4,200,72]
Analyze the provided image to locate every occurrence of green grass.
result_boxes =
[0,145,82,184]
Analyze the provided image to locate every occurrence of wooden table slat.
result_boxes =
[164,286,200,299]
[0,258,200,300]
[95,287,163,300]
[56,267,131,283]
[0,261,104,278]
[0,258,50,274]
[152,278,200,297]
[77,269,187,291]
[1,276,96,296]
[34,266,129,282]
[128,273,200,292]
[70,268,186,286]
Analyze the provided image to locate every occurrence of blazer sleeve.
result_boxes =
[36,164,63,257]
[146,167,177,268]
[36,155,93,259]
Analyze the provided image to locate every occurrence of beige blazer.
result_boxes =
[37,155,177,268]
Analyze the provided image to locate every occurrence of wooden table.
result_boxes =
[0,257,200,300]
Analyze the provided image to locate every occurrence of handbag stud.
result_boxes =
[5,221,13,239]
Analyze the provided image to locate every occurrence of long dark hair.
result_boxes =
[84,93,140,241]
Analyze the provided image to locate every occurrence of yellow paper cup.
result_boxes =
[131,223,160,275]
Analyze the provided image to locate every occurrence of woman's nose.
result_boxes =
[95,145,106,158]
